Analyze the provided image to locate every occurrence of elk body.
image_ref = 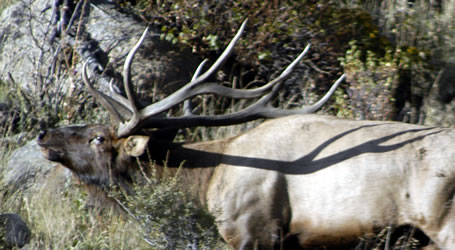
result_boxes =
[37,21,455,249]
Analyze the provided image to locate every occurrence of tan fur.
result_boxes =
[37,115,455,249]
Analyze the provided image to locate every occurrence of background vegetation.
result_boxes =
[1,0,454,248]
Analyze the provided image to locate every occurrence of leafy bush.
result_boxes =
[111,161,225,249]
[340,41,400,120]
[339,39,432,122]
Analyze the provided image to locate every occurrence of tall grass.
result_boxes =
[1,171,149,249]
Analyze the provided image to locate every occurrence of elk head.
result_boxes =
[37,125,149,191]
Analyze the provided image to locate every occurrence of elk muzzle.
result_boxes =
[37,129,65,162]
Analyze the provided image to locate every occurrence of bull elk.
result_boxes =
[37,20,454,249]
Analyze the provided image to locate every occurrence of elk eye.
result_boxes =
[91,136,105,145]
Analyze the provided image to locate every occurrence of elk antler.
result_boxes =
[82,19,345,137]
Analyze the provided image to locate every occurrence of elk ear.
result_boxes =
[123,136,149,157]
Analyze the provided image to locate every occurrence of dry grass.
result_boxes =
[0,155,148,249]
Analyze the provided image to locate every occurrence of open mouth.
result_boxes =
[39,147,64,162]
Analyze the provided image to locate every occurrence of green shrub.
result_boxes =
[339,38,432,121]
[339,41,400,120]
[112,161,226,249]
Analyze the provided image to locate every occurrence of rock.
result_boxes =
[81,1,199,95]
[0,213,31,248]
[0,0,198,100]
[0,0,54,94]
[4,139,72,196]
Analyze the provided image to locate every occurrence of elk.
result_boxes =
[37,20,455,249]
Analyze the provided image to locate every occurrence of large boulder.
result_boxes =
[0,0,198,105]
[4,139,71,196]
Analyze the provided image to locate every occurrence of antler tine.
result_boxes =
[81,27,149,128]
[295,73,346,113]
[191,19,248,85]
[251,43,311,103]
[249,73,346,116]
[82,62,126,123]
[123,26,150,114]
[183,59,208,116]
[180,40,308,117]
[108,80,134,113]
